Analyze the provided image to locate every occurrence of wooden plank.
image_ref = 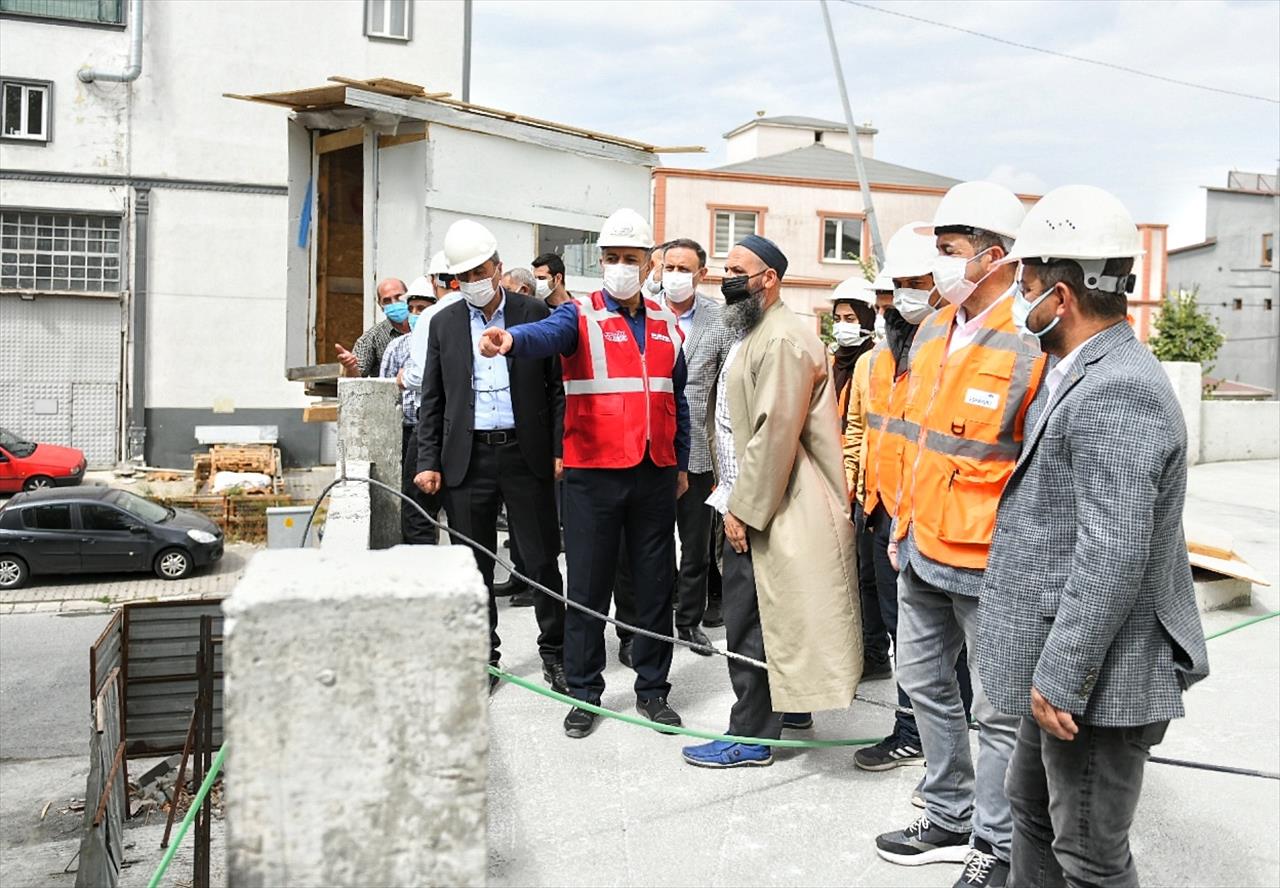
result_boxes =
[378,131,427,149]
[316,125,365,155]
[650,146,708,154]
[286,363,342,382]
[344,89,658,167]
[327,76,448,100]
[1187,540,1235,561]
[304,403,339,423]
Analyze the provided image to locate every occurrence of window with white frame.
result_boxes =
[1,80,50,143]
[537,225,600,278]
[0,210,123,292]
[0,0,124,25]
[822,216,862,262]
[365,0,411,40]
[712,210,758,257]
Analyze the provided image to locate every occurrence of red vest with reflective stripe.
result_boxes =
[894,297,1046,569]
[560,291,684,469]
[863,344,910,518]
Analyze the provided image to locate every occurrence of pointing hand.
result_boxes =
[478,328,513,357]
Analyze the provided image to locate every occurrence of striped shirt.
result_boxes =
[379,332,417,425]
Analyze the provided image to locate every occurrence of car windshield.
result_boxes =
[107,489,171,523]
[0,427,36,459]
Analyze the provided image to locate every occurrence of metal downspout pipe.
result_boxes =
[78,0,144,83]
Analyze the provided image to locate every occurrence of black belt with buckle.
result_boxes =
[474,429,517,445]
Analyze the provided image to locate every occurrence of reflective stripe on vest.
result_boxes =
[864,344,916,518]
[894,297,1046,569]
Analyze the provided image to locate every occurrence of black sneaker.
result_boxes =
[563,707,598,739]
[509,589,535,607]
[702,598,724,628]
[782,712,814,730]
[875,814,971,866]
[678,626,714,656]
[953,840,1008,887]
[618,637,634,669]
[854,734,925,771]
[636,696,682,732]
[492,577,522,597]
[542,661,568,695]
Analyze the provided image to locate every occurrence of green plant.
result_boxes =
[1148,287,1225,372]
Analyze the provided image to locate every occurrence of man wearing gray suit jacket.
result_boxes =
[978,186,1209,888]
[662,238,736,648]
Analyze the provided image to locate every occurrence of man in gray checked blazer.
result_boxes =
[660,238,736,649]
[978,185,1209,888]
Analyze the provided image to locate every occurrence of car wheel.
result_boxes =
[0,555,28,590]
[155,548,193,580]
[22,475,54,491]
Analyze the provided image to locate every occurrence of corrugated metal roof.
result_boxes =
[712,144,960,190]
[723,115,877,138]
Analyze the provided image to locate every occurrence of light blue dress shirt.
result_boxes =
[469,296,515,430]
[403,292,464,405]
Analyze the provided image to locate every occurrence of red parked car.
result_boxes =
[0,427,87,494]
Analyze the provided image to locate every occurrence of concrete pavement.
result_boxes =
[486,461,1280,886]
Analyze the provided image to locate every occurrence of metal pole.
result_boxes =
[819,0,884,267]
[462,0,473,103]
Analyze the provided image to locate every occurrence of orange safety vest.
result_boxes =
[893,297,1046,569]
[559,291,684,470]
[863,344,913,518]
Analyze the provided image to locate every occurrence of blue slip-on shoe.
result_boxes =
[681,739,773,768]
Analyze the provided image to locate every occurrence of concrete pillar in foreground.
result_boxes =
[224,547,488,887]
[1161,361,1202,466]
[337,376,402,548]
[318,459,371,550]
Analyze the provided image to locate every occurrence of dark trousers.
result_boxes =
[855,502,891,668]
[722,541,783,741]
[868,506,972,746]
[562,458,677,704]
[674,471,716,630]
[401,425,441,545]
[442,438,565,667]
[1007,716,1167,888]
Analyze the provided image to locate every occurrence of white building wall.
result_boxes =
[1,0,466,466]
[724,124,874,164]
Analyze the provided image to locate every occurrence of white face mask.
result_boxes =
[893,287,936,325]
[1012,277,1061,340]
[459,275,496,308]
[663,271,695,303]
[873,313,887,339]
[534,278,552,300]
[603,262,641,300]
[832,321,865,348]
[931,247,996,306]
[644,270,663,295]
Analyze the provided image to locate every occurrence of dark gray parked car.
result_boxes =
[0,486,224,590]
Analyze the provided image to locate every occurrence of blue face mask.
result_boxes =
[407,312,420,330]
[1011,280,1061,339]
[384,300,409,324]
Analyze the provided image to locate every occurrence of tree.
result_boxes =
[1148,287,1225,373]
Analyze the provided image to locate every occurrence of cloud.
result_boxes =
[471,0,1280,241]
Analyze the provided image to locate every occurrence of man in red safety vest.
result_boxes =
[479,208,692,739]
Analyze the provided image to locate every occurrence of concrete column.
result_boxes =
[337,377,402,548]
[224,546,489,887]
[1162,361,1202,466]
[319,459,371,550]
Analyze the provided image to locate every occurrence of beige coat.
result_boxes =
[711,300,863,712]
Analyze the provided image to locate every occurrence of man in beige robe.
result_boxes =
[682,234,863,769]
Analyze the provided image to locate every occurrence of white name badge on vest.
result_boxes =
[604,330,629,343]
[651,332,672,343]
[964,388,1001,410]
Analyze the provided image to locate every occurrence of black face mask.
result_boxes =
[721,270,767,305]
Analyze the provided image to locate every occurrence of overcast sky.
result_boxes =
[470,0,1279,248]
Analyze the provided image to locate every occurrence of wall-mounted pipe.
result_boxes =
[78,0,143,83]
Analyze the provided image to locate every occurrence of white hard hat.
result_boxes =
[872,270,894,292]
[881,221,938,280]
[406,276,434,298]
[443,219,498,275]
[917,181,1026,239]
[427,250,449,276]
[598,208,654,249]
[1003,185,1143,264]
[832,275,876,307]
